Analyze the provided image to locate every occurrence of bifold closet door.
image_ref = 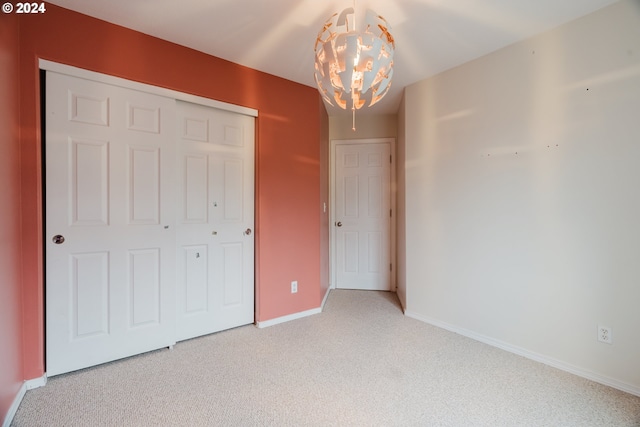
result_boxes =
[45,72,177,376]
[175,101,255,342]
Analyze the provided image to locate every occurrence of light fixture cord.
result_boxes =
[352,0,357,131]
[352,108,356,131]
[353,0,356,30]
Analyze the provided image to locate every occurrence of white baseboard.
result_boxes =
[256,307,322,328]
[1,373,46,427]
[397,292,407,313]
[321,287,331,310]
[2,383,26,427]
[256,288,332,329]
[404,310,640,398]
[25,374,47,390]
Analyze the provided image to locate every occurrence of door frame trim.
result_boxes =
[39,60,258,118]
[329,137,397,291]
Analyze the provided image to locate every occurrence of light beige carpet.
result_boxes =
[12,290,640,426]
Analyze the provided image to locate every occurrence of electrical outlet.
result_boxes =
[291,280,298,294]
[597,325,612,344]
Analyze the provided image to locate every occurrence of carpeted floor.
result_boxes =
[12,290,640,426]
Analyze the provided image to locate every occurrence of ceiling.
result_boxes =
[47,0,620,116]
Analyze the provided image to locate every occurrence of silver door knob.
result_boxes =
[244,228,252,235]
[335,221,342,227]
[52,235,65,244]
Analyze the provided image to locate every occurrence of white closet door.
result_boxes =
[176,101,255,342]
[45,72,177,376]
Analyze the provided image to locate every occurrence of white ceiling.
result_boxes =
[47,0,620,116]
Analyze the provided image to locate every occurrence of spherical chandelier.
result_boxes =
[314,6,395,130]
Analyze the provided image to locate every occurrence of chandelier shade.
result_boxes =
[314,7,395,112]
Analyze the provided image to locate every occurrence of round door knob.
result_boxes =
[335,221,342,227]
[52,235,65,244]
[244,228,252,235]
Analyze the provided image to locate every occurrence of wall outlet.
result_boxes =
[597,325,612,344]
[291,280,298,294]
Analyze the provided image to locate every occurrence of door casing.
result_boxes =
[329,137,397,291]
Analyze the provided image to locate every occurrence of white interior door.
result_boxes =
[45,72,177,376]
[175,101,255,342]
[334,142,391,290]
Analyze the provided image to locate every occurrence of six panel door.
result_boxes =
[334,143,391,291]
[45,72,177,376]
[175,101,255,342]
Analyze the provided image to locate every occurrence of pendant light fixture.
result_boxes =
[314,3,395,130]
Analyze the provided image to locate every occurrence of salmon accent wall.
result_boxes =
[319,98,330,299]
[19,4,325,379]
[0,12,25,422]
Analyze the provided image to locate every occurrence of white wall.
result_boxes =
[402,0,640,395]
[329,114,397,141]
[396,98,407,310]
